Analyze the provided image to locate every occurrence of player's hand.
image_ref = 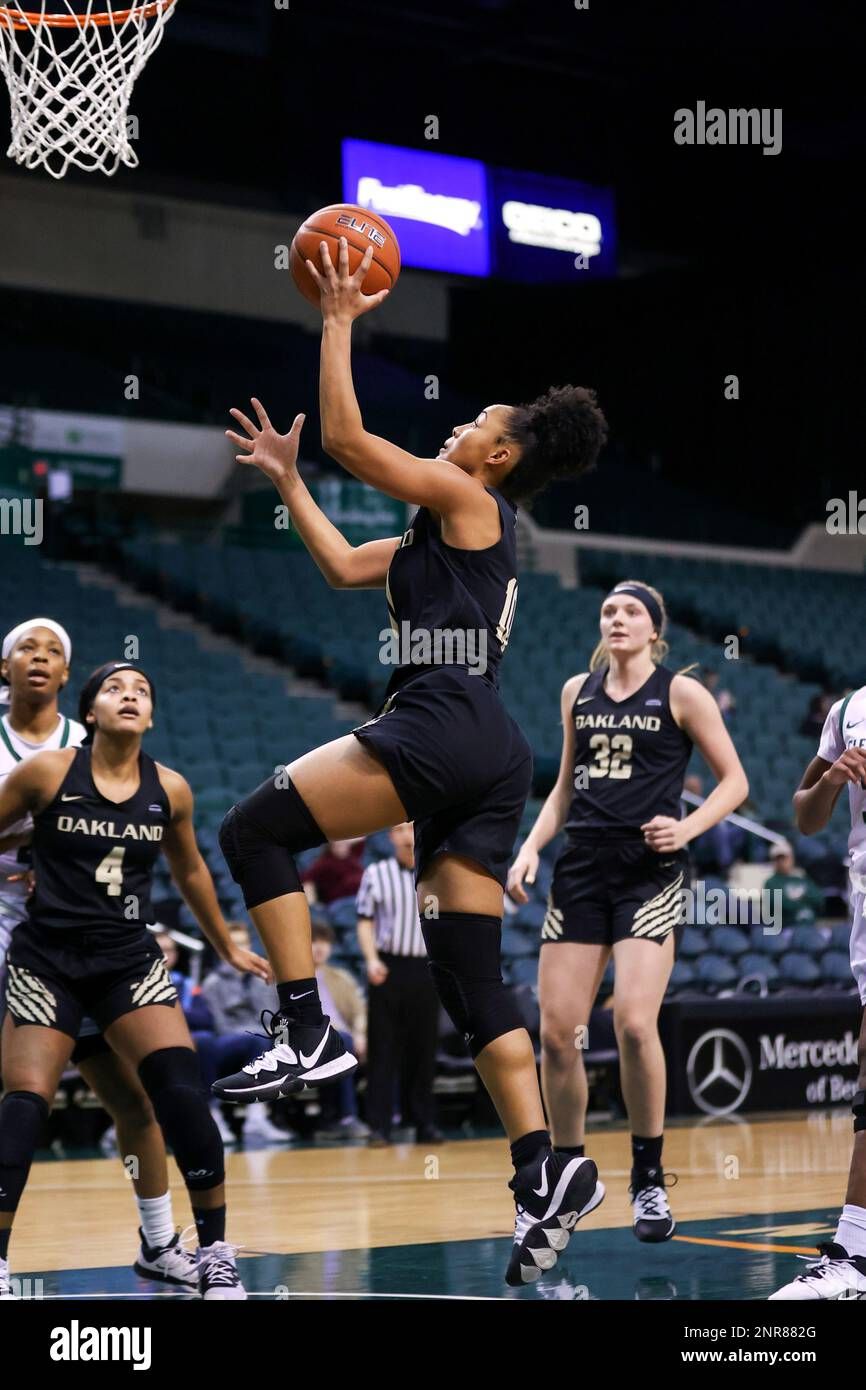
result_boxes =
[641,815,689,853]
[224,945,273,984]
[306,237,389,323]
[226,398,305,485]
[823,747,866,788]
[507,845,539,905]
[367,958,389,986]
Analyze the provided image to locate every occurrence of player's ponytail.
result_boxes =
[498,384,608,506]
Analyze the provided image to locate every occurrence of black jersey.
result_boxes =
[382,486,519,700]
[28,746,170,931]
[564,664,692,838]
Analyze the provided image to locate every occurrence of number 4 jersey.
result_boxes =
[27,745,170,930]
[564,664,693,837]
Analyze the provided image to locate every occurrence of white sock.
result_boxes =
[136,1192,175,1251]
[835,1203,866,1258]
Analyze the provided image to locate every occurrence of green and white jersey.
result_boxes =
[818,688,866,884]
[0,711,87,946]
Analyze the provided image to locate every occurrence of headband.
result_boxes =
[604,584,663,633]
[2,617,72,665]
[78,662,156,742]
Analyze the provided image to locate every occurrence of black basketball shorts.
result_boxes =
[352,667,533,890]
[542,835,688,950]
[5,920,178,1039]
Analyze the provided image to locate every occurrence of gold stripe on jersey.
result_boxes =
[6,963,58,1025]
[130,957,177,1008]
[630,872,685,941]
[541,892,565,941]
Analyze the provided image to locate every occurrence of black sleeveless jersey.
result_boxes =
[564,665,692,837]
[28,746,170,931]
[382,485,519,700]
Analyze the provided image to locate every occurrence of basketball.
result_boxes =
[290,204,401,306]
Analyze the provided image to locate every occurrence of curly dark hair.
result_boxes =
[497,384,608,506]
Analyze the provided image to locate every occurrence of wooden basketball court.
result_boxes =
[10,1110,851,1299]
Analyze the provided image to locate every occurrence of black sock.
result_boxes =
[510,1129,550,1173]
[631,1133,663,1177]
[0,1228,10,1261]
[555,1144,585,1158]
[277,977,324,1026]
[192,1204,226,1249]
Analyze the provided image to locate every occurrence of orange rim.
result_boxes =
[0,1,173,28]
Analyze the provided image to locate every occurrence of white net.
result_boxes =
[0,1,176,179]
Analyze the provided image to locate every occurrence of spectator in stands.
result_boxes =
[301,838,366,906]
[356,823,442,1148]
[195,923,295,1146]
[764,840,824,927]
[682,774,746,872]
[703,668,736,720]
[309,922,369,1141]
[799,691,835,740]
[155,931,213,1033]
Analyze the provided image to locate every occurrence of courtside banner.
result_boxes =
[660,997,863,1117]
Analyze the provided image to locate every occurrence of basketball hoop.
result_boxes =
[0,1,177,179]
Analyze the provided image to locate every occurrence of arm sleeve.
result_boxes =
[817,700,845,763]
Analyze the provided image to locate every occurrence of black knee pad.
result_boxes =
[421,912,525,1060]
[0,1091,50,1212]
[218,776,327,911]
[854,1089,866,1133]
[138,1048,224,1192]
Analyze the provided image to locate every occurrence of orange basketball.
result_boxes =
[290,204,401,307]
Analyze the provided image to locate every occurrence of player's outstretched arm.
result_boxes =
[226,398,401,588]
[158,767,272,982]
[311,238,494,519]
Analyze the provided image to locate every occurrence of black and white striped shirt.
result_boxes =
[355,856,425,957]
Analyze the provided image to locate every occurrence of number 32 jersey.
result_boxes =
[564,665,692,837]
[28,746,170,930]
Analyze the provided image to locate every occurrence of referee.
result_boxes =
[356,822,443,1146]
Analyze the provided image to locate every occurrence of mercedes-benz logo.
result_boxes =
[686,1028,753,1116]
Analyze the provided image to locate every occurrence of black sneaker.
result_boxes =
[211,1010,357,1103]
[630,1167,676,1242]
[506,1151,605,1286]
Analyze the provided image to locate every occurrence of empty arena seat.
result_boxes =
[667,959,696,991]
[679,927,709,958]
[694,954,738,988]
[737,953,780,984]
[708,925,750,957]
[820,950,854,986]
[749,925,793,957]
[778,951,822,986]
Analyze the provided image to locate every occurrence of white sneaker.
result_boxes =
[197,1241,247,1300]
[630,1171,676,1242]
[209,1104,238,1146]
[0,1257,19,1300]
[769,1243,866,1300]
[242,1106,294,1143]
[134,1229,198,1287]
